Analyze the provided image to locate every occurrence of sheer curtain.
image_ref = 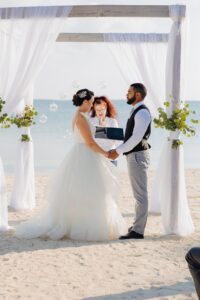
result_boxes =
[151,5,194,236]
[104,33,168,117]
[0,6,72,229]
[104,11,193,237]
[0,157,8,231]
[0,16,18,229]
[10,86,35,211]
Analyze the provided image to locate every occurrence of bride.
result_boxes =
[16,88,127,241]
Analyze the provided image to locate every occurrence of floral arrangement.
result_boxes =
[0,98,38,142]
[154,101,199,149]
[12,105,38,142]
[12,105,38,128]
[0,97,12,128]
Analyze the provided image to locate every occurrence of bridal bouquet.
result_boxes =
[154,101,199,149]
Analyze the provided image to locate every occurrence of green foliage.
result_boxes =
[0,113,12,128]
[21,134,31,142]
[0,97,5,113]
[0,99,38,143]
[12,105,38,128]
[172,139,183,149]
[11,105,38,142]
[154,101,199,149]
[0,97,12,128]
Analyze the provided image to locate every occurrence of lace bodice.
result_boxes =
[73,112,96,144]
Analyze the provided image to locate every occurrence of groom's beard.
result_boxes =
[127,96,137,105]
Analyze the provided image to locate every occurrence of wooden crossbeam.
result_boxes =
[69,5,170,18]
[57,33,105,43]
[0,5,187,19]
[56,33,169,43]
[0,5,177,19]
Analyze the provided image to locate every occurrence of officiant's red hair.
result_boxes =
[90,96,117,118]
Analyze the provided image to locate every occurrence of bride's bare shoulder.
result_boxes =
[73,112,86,129]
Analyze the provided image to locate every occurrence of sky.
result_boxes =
[2,0,200,100]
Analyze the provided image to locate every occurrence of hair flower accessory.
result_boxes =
[78,91,87,99]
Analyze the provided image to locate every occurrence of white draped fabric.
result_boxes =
[0,157,8,231]
[104,33,168,117]
[0,4,192,236]
[104,5,193,236]
[10,127,36,210]
[150,5,194,236]
[0,6,72,228]
[10,86,35,210]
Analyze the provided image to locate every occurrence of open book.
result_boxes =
[95,126,124,141]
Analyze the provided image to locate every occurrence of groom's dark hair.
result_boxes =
[130,83,147,100]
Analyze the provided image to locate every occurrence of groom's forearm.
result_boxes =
[116,132,142,154]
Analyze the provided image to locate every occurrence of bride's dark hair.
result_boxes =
[72,89,94,107]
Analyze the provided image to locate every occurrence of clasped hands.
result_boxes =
[106,149,119,160]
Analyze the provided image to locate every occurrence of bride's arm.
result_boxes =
[76,114,109,157]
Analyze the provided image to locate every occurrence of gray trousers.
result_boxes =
[126,150,150,235]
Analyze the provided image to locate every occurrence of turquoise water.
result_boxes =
[0,100,199,173]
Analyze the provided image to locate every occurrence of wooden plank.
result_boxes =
[0,5,186,19]
[57,33,104,42]
[69,5,171,18]
[56,33,169,43]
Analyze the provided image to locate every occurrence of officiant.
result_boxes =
[89,96,120,166]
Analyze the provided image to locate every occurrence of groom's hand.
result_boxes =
[108,150,119,160]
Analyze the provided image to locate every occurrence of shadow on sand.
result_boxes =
[0,220,185,255]
[83,280,195,300]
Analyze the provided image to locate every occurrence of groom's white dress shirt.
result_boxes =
[116,101,151,155]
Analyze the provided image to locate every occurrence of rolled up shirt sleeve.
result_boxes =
[116,109,151,155]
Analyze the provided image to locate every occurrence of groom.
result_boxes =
[108,83,151,239]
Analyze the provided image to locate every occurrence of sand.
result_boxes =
[0,169,200,300]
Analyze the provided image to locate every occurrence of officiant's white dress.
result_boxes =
[16,112,126,241]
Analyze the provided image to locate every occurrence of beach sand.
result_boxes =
[0,169,200,300]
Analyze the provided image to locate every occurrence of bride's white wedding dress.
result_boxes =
[16,112,127,241]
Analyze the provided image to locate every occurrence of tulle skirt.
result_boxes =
[16,143,127,241]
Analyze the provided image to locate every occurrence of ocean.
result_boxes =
[0,99,199,173]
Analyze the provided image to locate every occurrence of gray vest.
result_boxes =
[123,104,151,155]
